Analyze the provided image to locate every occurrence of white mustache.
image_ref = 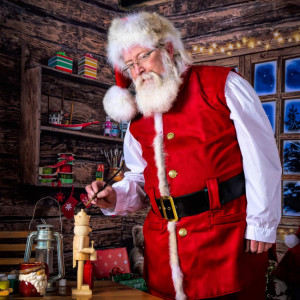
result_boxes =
[135,72,162,88]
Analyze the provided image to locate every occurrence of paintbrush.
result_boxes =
[84,161,124,207]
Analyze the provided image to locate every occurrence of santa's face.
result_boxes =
[19,269,48,295]
[123,44,182,117]
[123,44,166,82]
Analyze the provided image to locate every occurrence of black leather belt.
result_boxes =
[155,172,245,221]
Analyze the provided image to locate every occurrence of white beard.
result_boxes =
[134,53,182,117]
[19,271,48,295]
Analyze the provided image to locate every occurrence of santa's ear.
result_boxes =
[165,42,174,59]
[103,67,137,122]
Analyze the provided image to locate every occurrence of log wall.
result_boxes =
[0,0,299,276]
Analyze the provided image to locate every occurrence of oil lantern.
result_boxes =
[24,198,65,291]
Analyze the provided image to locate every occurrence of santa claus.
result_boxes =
[86,12,282,300]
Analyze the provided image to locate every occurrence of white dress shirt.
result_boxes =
[102,71,282,243]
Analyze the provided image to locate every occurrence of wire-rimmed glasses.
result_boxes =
[122,44,162,73]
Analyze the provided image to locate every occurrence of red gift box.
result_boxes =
[93,247,131,279]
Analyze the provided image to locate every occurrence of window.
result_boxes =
[198,45,300,225]
[246,46,300,223]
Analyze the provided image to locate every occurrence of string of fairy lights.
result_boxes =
[189,29,300,57]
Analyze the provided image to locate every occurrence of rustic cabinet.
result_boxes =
[20,53,122,188]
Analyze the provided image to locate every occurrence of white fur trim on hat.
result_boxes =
[107,12,185,70]
[103,86,137,122]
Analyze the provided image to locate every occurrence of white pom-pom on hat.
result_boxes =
[103,85,137,123]
[103,68,137,122]
[285,233,300,248]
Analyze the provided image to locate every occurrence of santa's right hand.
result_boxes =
[85,180,106,203]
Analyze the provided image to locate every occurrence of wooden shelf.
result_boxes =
[41,125,123,142]
[33,64,112,89]
[37,181,86,188]
[20,53,121,186]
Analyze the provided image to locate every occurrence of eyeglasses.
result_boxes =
[122,45,161,73]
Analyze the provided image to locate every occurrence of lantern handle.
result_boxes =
[29,196,63,233]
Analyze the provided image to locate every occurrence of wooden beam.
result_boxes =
[0,258,35,265]
[0,244,36,252]
[0,231,31,238]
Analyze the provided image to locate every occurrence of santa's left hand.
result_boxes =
[245,239,272,253]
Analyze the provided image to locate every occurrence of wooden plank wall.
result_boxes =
[0,0,299,276]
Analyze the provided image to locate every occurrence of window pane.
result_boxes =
[285,57,300,92]
[284,99,300,133]
[283,180,300,216]
[254,61,277,96]
[262,101,276,134]
[283,140,300,174]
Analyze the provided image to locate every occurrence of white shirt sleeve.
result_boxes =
[101,123,149,216]
[225,71,282,243]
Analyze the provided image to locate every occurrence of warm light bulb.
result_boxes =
[212,43,217,49]
[242,37,247,44]
[193,45,198,52]
[227,51,232,56]
[265,43,270,50]
[248,40,255,48]
[236,42,241,49]
[208,48,214,54]
[277,37,284,43]
[228,43,233,50]
[199,47,204,52]
[294,34,300,42]
[220,47,225,53]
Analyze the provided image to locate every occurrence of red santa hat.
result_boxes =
[103,12,187,122]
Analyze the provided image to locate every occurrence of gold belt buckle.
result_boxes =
[159,196,178,222]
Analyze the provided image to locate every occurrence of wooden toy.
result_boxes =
[72,209,97,296]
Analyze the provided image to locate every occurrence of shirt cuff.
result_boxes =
[100,206,116,216]
[245,223,277,243]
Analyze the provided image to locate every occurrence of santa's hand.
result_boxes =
[85,181,117,209]
[245,239,272,253]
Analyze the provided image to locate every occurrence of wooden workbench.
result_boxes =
[8,280,162,299]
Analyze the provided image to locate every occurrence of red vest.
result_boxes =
[130,66,268,299]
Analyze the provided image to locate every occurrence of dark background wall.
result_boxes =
[0,0,300,278]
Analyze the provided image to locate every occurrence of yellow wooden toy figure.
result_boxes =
[72,209,97,296]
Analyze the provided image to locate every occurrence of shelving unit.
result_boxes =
[20,57,122,187]
[40,125,123,142]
